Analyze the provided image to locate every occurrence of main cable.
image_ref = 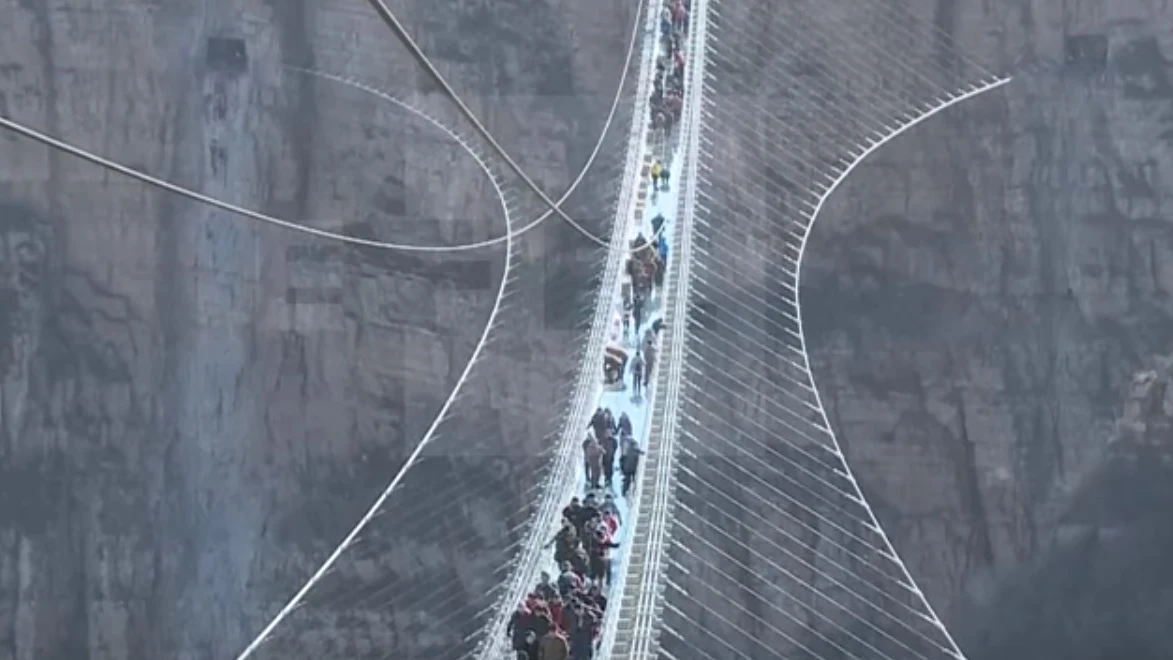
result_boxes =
[359,0,662,250]
[306,70,672,253]
[0,94,497,252]
[0,0,647,254]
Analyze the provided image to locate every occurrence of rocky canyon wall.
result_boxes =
[954,356,1173,659]
[803,0,1173,657]
[0,0,636,658]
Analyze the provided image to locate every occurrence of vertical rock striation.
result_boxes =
[803,0,1173,652]
[957,357,1173,659]
[0,0,635,657]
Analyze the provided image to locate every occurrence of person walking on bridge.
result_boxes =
[569,601,598,660]
[601,428,618,489]
[508,604,532,658]
[562,497,582,531]
[630,351,645,401]
[538,627,570,660]
[600,492,622,526]
[581,429,596,480]
[589,407,610,447]
[643,327,656,355]
[620,437,643,497]
[651,213,666,238]
[536,571,558,602]
[547,520,578,566]
[616,411,633,438]
[583,434,603,490]
[643,342,657,390]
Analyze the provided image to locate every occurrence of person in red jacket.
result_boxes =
[602,509,619,537]
[548,594,565,634]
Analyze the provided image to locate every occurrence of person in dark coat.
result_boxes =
[557,562,580,599]
[547,520,578,565]
[587,582,608,613]
[535,571,557,602]
[589,407,609,441]
[630,351,645,401]
[620,438,643,497]
[570,604,600,660]
[601,431,618,488]
[644,343,657,388]
[570,603,598,659]
[579,494,600,532]
[508,604,534,657]
[562,497,582,525]
[570,547,590,577]
[616,412,633,438]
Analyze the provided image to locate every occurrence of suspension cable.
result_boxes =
[645,0,1011,656]
[359,0,680,252]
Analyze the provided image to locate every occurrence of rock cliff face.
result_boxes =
[956,358,1173,659]
[803,0,1173,655]
[8,0,1171,656]
[0,0,635,658]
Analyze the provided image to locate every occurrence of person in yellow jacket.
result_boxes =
[650,159,663,191]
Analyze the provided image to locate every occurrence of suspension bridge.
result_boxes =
[0,0,1016,657]
[473,0,1013,656]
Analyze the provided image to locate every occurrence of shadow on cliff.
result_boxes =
[799,23,1173,656]
[957,462,1173,659]
[957,364,1173,660]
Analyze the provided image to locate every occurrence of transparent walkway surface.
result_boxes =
[500,142,686,660]
[495,72,685,656]
[563,154,683,596]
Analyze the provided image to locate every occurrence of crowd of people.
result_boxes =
[507,490,627,660]
[508,417,645,659]
[584,408,645,497]
[506,2,692,658]
[651,0,690,133]
[625,231,667,339]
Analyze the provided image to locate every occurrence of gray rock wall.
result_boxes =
[0,0,635,658]
[802,0,1173,653]
[954,358,1173,659]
